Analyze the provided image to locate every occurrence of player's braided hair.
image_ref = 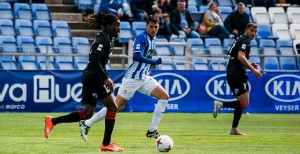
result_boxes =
[85,12,119,29]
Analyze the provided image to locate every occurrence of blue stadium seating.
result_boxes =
[172,57,186,70]
[36,37,56,70]
[72,37,90,54]
[259,39,277,55]
[250,40,260,55]
[156,62,174,70]
[257,24,276,39]
[199,6,208,13]
[74,56,88,70]
[77,0,95,10]
[56,56,75,70]
[33,20,53,37]
[53,37,73,54]
[191,58,210,70]
[218,6,233,21]
[249,56,261,69]
[205,38,224,55]
[264,57,280,70]
[170,39,185,56]
[51,20,71,37]
[17,36,38,53]
[31,3,52,20]
[132,21,146,36]
[15,19,34,37]
[14,3,33,20]
[0,55,18,70]
[18,55,39,70]
[187,38,206,55]
[155,38,172,56]
[216,0,234,6]
[0,19,16,36]
[188,5,198,13]
[223,38,234,52]
[0,2,14,20]
[279,57,298,70]
[276,40,295,55]
[119,21,133,43]
[0,36,17,53]
[210,57,227,71]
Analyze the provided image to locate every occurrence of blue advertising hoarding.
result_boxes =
[0,70,299,113]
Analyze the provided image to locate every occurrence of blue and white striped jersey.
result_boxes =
[124,31,156,80]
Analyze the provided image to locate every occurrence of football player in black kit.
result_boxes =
[44,12,123,152]
[212,23,262,135]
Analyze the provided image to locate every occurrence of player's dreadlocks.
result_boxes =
[85,12,119,29]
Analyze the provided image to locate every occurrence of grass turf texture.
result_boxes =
[0,113,299,154]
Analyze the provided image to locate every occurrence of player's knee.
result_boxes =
[161,93,169,100]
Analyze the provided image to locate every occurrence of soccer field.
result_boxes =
[0,113,299,154]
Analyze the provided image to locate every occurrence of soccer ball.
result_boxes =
[156,135,173,152]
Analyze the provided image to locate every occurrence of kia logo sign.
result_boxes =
[152,73,190,101]
[205,74,251,102]
[265,74,300,102]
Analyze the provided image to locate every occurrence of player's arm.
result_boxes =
[238,51,262,79]
[90,42,109,81]
[132,35,163,65]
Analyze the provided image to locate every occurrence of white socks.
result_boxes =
[149,99,168,132]
[85,107,107,127]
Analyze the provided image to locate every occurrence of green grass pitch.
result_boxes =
[0,113,299,154]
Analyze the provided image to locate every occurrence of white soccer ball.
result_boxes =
[156,135,173,152]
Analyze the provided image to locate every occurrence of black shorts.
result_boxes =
[226,74,249,97]
[81,78,112,107]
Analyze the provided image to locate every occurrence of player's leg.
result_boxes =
[99,94,123,152]
[139,76,169,138]
[230,92,249,135]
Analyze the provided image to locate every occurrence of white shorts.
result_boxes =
[117,76,160,100]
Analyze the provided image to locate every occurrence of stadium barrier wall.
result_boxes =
[0,70,299,113]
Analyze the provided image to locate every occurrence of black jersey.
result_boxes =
[82,31,114,81]
[226,34,251,76]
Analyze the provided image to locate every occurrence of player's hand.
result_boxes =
[252,69,262,79]
[156,57,163,64]
[104,78,115,93]
[251,62,258,69]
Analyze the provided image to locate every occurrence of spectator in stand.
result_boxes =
[156,0,172,14]
[224,2,249,38]
[130,0,156,21]
[100,0,130,21]
[153,7,178,40]
[169,0,188,12]
[203,2,233,40]
[169,0,200,39]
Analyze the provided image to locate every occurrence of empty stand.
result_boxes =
[51,20,72,38]
[251,7,270,24]
[72,37,90,54]
[17,36,37,53]
[119,21,133,43]
[272,23,291,40]
[290,24,300,40]
[0,36,17,53]
[33,20,53,37]
[0,55,18,70]
[31,3,52,21]
[0,19,16,36]
[279,57,298,70]
[263,57,280,70]
[14,3,33,20]
[187,38,206,55]
[15,19,34,37]
[287,7,300,24]
[0,2,14,20]
[191,58,210,70]
[156,38,172,56]
[268,7,288,24]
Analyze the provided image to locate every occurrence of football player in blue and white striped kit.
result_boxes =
[79,15,169,141]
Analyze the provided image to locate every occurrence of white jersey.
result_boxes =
[124,31,156,80]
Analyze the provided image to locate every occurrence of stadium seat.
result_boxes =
[188,0,198,6]
[172,57,186,70]
[93,4,101,14]
[263,57,280,70]
[223,38,234,52]
[191,58,210,70]
[271,23,291,40]
[51,20,72,38]
[0,36,17,53]
[268,7,288,24]
[250,40,260,55]
[276,40,295,55]
[205,38,224,55]
[156,62,174,70]
[72,37,90,54]
[188,5,198,13]
[210,61,227,71]
[31,3,51,20]
[74,56,88,70]
[77,0,95,10]
[187,38,206,55]
[13,3,33,20]
[18,55,39,70]
[53,37,73,54]
[0,2,14,20]
[0,19,16,36]
[106,62,112,70]
[33,20,53,37]
[35,37,56,70]
[17,36,38,53]
[132,21,146,36]
[218,6,233,21]
[249,56,261,66]
[216,0,234,6]
[251,7,270,24]
[15,19,34,37]
[119,21,133,43]
[256,24,277,39]
[198,6,209,13]
[287,7,300,24]
[156,38,172,56]
[170,39,185,56]
[259,39,277,55]
[289,24,300,40]
[0,55,18,70]
[279,57,298,70]
[56,56,75,70]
